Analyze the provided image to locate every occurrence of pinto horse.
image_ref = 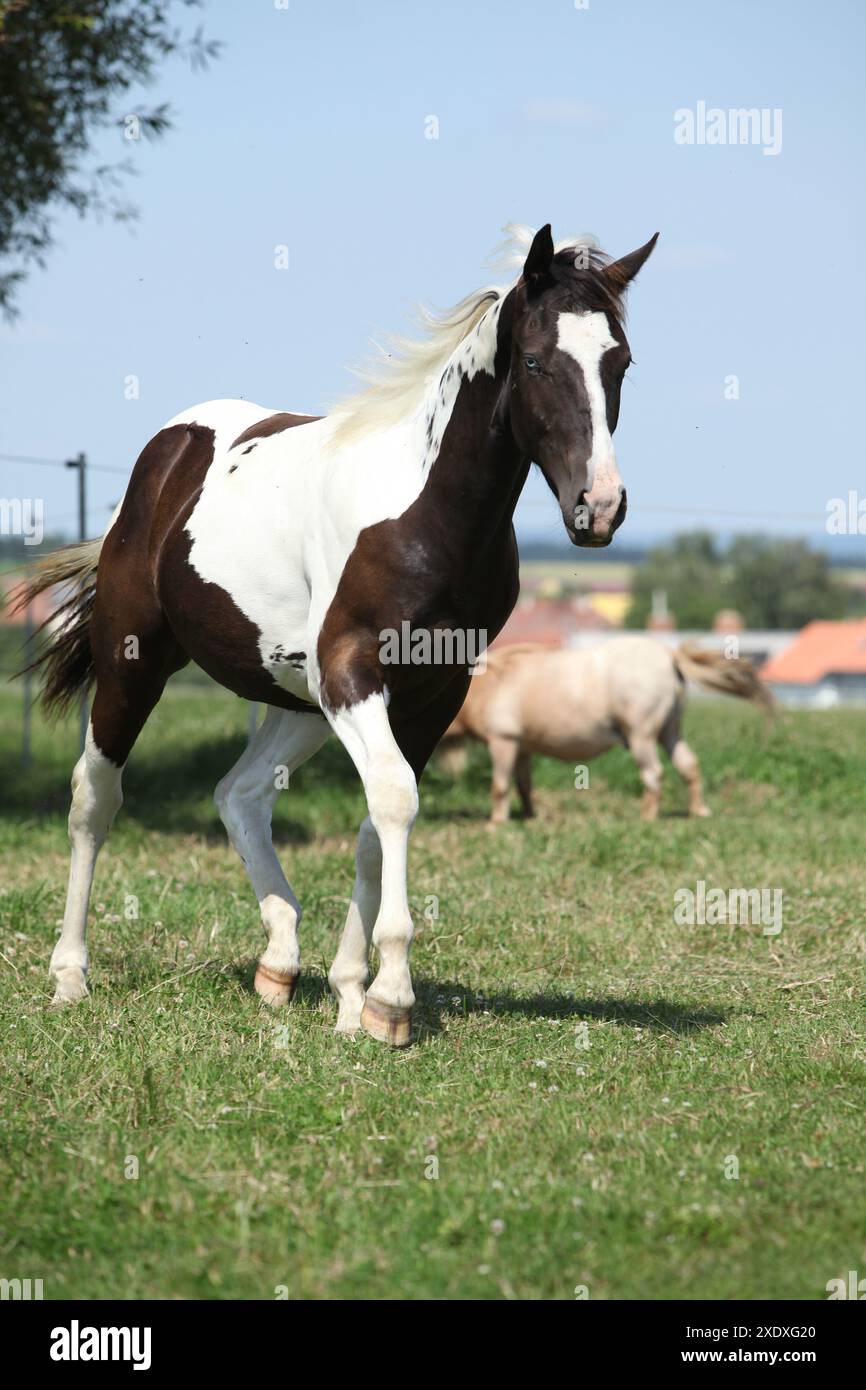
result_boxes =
[23,223,657,1043]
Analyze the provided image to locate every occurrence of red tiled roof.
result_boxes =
[760,619,866,684]
[491,599,610,650]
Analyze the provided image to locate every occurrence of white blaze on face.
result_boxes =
[556,311,623,528]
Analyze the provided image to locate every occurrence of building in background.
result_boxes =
[493,594,611,648]
[760,619,866,707]
[496,584,793,672]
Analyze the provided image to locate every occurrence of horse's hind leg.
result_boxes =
[51,726,124,1003]
[329,815,381,1034]
[214,707,329,1004]
[488,735,520,825]
[51,640,182,1004]
[627,732,664,821]
[515,750,535,818]
[660,702,711,818]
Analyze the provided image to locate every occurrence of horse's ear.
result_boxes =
[604,233,659,291]
[523,224,554,289]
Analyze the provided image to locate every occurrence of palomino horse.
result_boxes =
[22,223,657,1044]
[442,638,773,823]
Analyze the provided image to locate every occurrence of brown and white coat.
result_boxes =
[24,223,658,1043]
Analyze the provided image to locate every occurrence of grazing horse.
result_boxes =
[441,638,773,823]
[22,223,658,1043]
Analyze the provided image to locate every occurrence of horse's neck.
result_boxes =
[418,291,525,562]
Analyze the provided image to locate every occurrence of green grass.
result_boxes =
[1,682,865,1300]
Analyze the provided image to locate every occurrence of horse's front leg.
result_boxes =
[327,690,418,1046]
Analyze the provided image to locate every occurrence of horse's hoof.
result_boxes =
[254,963,298,1006]
[693,806,712,818]
[50,967,89,1006]
[334,1006,363,1038]
[361,998,413,1047]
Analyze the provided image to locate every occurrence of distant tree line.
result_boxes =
[626,532,857,630]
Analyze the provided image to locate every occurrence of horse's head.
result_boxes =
[507,225,658,547]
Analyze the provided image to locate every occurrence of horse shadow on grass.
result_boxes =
[225,964,730,1037]
[415,982,730,1035]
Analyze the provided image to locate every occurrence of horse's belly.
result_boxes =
[524,725,619,763]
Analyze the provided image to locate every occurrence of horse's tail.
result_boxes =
[673,642,775,715]
[10,537,104,717]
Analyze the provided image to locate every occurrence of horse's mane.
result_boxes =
[329,224,613,447]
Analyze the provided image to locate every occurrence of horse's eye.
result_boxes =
[524,355,541,374]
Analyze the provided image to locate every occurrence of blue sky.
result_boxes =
[2,0,863,548]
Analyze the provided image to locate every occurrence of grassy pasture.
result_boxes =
[0,683,864,1300]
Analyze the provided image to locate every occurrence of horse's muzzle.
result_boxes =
[566,487,628,547]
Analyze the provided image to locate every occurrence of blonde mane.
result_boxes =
[329,224,599,448]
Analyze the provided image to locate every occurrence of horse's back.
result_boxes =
[487,647,615,755]
[596,637,679,712]
[110,400,279,545]
[163,398,276,446]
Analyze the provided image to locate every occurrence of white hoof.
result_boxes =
[254,963,298,1006]
[50,967,90,1005]
[334,1007,363,1037]
[361,997,413,1047]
